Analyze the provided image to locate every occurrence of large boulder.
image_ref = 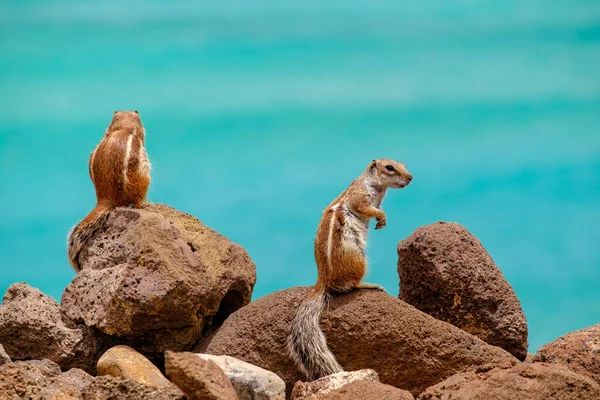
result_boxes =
[0,283,97,372]
[397,222,528,360]
[418,362,600,400]
[165,351,238,400]
[197,287,517,397]
[535,323,599,385]
[61,204,256,358]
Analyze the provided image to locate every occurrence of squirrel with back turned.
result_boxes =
[288,158,412,381]
[67,110,151,272]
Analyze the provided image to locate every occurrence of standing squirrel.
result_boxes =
[288,158,412,381]
[67,111,151,272]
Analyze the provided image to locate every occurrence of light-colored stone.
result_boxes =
[291,369,378,399]
[0,344,11,366]
[97,345,172,388]
[198,354,286,400]
[165,351,238,400]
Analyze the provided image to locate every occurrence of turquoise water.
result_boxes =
[1,1,599,353]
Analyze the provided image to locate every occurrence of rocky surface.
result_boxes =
[199,354,286,400]
[165,351,238,400]
[51,368,95,392]
[291,369,378,399]
[82,375,185,400]
[535,323,599,385]
[97,345,172,388]
[397,222,528,360]
[0,359,62,399]
[198,287,517,397]
[315,380,414,400]
[0,359,106,400]
[38,368,95,399]
[61,204,256,359]
[418,362,600,400]
[5,210,596,399]
[0,283,97,372]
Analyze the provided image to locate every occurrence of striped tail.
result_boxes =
[288,290,343,381]
[67,204,111,272]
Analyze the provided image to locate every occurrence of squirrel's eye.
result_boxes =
[385,165,394,171]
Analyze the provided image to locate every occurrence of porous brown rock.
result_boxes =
[97,345,172,388]
[81,375,185,400]
[0,359,62,399]
[535,323,600,385]
[418,362,600,400]
[397,222,528,360]
[197,287,517,397]
[0,359,96,400]
[0,283,97,372]
[291,369,378,399]
[39,368,95,399]
[51,368,95,392]
[165,351,238,400]
[61,204,256,359]
[316,380,414,400]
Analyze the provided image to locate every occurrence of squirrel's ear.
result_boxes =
[370,159,377,169]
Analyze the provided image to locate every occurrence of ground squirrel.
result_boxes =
[288,158,412,380]
[67,111,151,272]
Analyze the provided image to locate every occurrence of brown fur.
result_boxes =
[313,158,412,293]
[67,111,151,272]
[289,158,412,380]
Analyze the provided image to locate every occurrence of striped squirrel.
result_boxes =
[67,111,151,272]
[288,158,412,380]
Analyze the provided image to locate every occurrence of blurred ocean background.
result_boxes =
[0,1,599,352]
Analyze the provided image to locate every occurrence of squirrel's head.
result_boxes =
[369,158,413,189]
[106,110,144,136]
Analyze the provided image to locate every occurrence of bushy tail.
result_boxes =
[288,290,343,381]
[67,204,111,272]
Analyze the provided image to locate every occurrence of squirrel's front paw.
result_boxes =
[375,219,387,230]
